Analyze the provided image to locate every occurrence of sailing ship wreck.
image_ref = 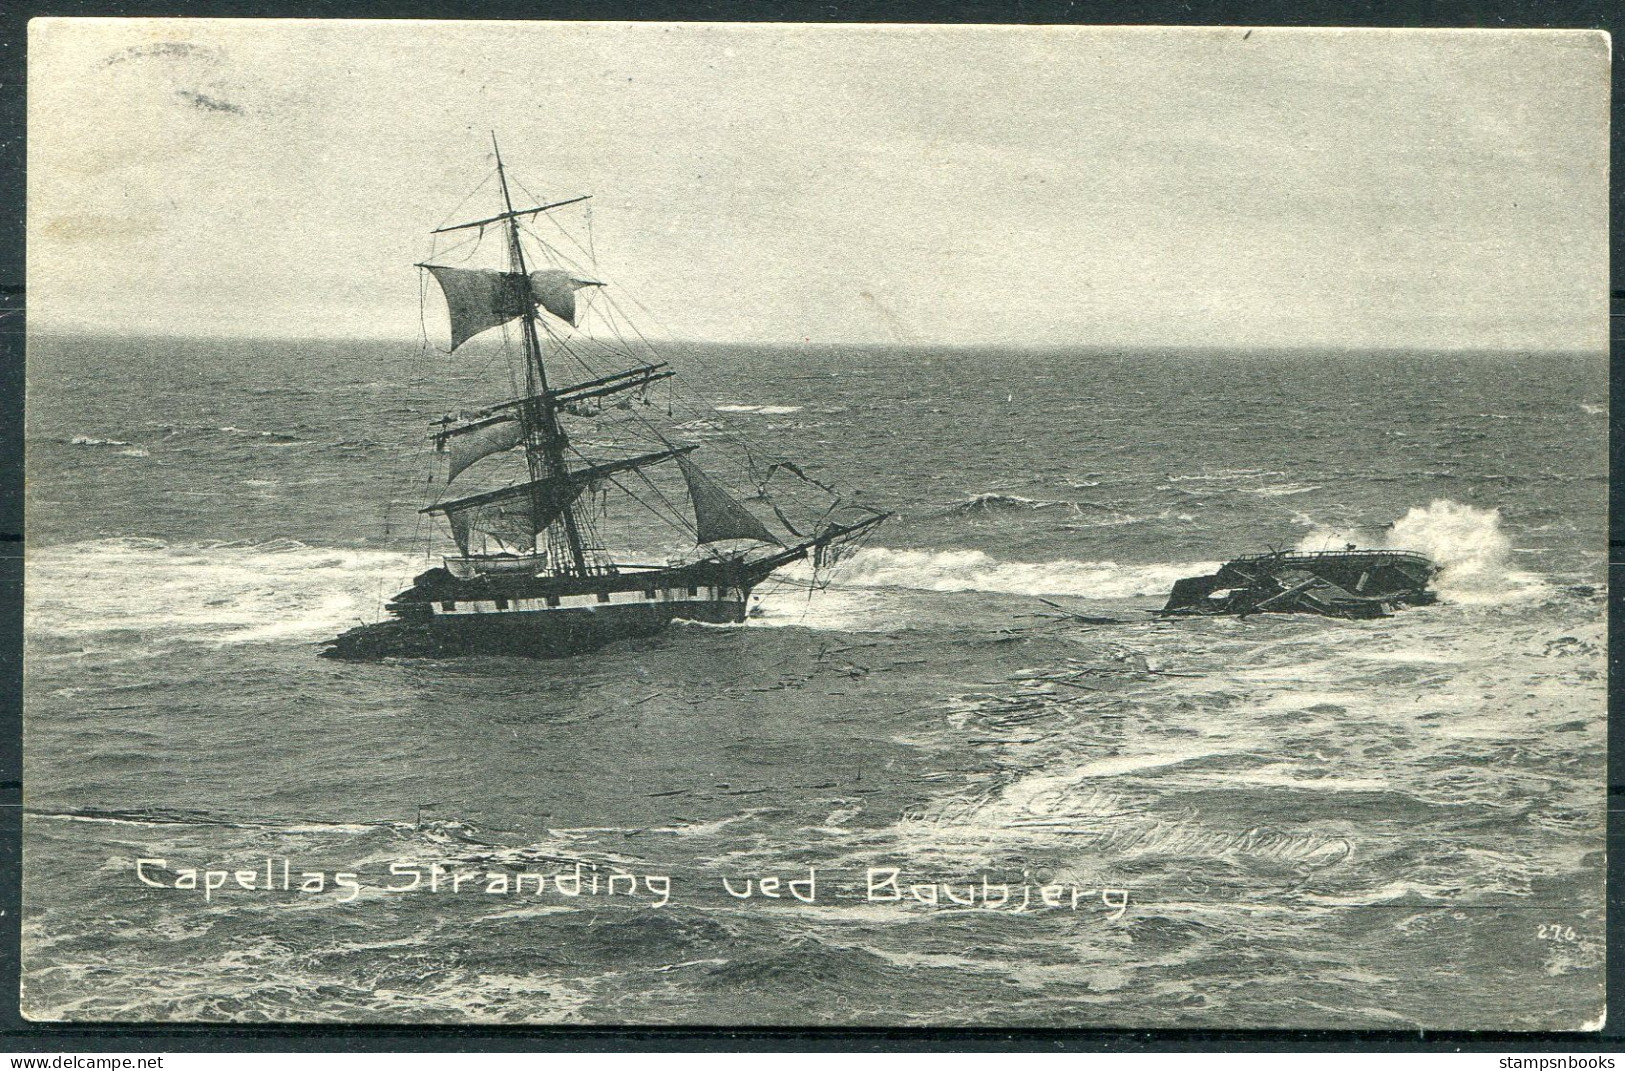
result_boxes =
[1160,548,1438,620]
[324,141,888,660]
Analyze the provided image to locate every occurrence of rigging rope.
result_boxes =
[403,157,882,577]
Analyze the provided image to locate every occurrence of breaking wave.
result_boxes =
[214,426,300,443]
[833,546,1217,599]
[1297,499,1543,604]
[152,424,305,444]
[57,435,152,458]
[24,538,1209,651]
[939,493,1068,516]
[25,538,419,646]
[1388,500,1539,602]
[714,404,803,415]
[20,503,1557,653]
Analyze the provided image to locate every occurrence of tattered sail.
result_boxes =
[529,270,601,328]
[676,454,782,546]
[425,446,693,554]
[422,265,604,350]
[437,414,525,481]
[450,493,540,553]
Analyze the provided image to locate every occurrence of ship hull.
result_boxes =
[322,558,766,661]
[324,598,748,660]
[319,516,884,661]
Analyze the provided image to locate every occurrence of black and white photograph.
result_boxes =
[20,19,1609,1029]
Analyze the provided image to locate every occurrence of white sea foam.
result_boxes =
[1387,500,1518,598]
[714,404,803,415]
[1296,499,1545,604]
[750,584,903,631]
[25,537,1215,650]
[23,514,1542,653]
[829,546,1218,599]
[25,538,421,645]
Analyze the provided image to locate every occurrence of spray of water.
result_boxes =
[1388,500,1512,593]
[1299,499,1535,603]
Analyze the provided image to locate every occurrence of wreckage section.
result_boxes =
[1162,549,1438,620]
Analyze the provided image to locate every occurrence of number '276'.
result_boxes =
[1537,924,1578,942]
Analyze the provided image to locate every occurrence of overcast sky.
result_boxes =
[28,20,1610,350]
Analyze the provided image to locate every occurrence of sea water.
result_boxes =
[21,335,1606,1027]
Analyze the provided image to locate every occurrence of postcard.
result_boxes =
[22,19,1608,1027]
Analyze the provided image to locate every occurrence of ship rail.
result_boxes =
[1231,549,1432,565]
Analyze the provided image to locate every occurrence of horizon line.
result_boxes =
[21,327,1609,359]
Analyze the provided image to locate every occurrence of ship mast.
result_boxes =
[492,134,591,576]
[419,142,883,575]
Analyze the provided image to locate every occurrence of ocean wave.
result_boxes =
[215,426,300,443]
[58,435,150,458]
[939,493,1067,516]
[714,404,803,415]
[25,538,419,645]
[119,424,306,445]
[1166,469,1288,483]
[831,546,1218,599]
[1158,471,1314,500]
[1055,516,1151,530]
[20,512,1556,655]
[24,806,387,836]
[1058,507,1195,530]
[1390,501,1548,604]
[750,584,910,632]
[23,537,1203,650]
[1296,499,1546,605]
